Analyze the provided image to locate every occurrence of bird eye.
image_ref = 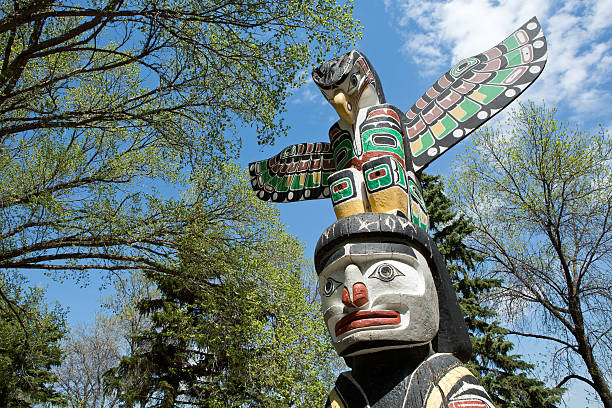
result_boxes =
[369,263,404,282]
[323,277,342,296]
[350,74,358,88]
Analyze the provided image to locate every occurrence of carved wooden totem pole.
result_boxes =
[250,17,547,408]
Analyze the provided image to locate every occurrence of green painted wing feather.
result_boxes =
[405,16,548,172]
[249,142,335,202]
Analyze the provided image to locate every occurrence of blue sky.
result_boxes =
[243,0,612,282]
[241,2,611,406]
[33,1,611,406]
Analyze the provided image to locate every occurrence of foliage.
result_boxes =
[421,172,564,407]
[106,165,339,407]
[0,0,360,277]
[0,271,67,407]
[0,0,360,144]
[448,102,612,406]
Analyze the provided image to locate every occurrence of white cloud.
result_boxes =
[291,75,321,104]
[291,86,318,104]
[385,0,612,121]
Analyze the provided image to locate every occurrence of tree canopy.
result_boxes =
[0,0,360,277]
[422,173,563,408]
[107,165,339,407]
[448,103,612,407]
[0,0,359,144]
[0,1,359,402]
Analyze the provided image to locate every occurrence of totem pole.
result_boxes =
[250,17,547,408]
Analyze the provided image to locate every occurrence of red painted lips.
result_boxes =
[334,310,401,336]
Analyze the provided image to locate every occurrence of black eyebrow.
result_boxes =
[318,243,416,274]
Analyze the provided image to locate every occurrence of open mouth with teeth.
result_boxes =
[335,310,400,336]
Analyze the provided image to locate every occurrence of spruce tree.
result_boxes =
[106,166,338,407]
[421,173,564,408]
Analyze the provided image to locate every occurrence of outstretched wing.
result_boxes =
[249,142,335,202]
[405,16,548,172]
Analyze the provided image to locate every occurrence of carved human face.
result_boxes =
[318,243,439,356]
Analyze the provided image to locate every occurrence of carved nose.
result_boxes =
[342,283,369,307]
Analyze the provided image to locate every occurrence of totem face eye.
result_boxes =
[350,74,359,88]
[369,263,404,282]
[323,277,343,297]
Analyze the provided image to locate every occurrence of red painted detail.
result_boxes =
[437,74,453,89]
[484,47,502,60]
[449,400,489,408]
[515,29,528,45]
[503,66,527,85]
[481,59,501,72]
[342,152,405,171]
[352,283,369,307]
[342,287,351,306]
[299,159,309,171]
[439,90,461,109]
[416,97,427,109]
[297,144,304,154]
[306,143,314,153]
[453,80,477,95]
[426,86,440,99]
[407,118,426,138]
[287,161,299,172]
[520,44,533,63]
[333,181,348,192]
[368,168,387,181]
[335,310,400,336]
[406,109,416,120]
[423,103,443,124]
[366,108,400,124]
[357,58,368,72]
[323,158,336,170]
[464,71,491,84]
[329,127,340,139]
[310,159,321,170]
[356,78,371,106]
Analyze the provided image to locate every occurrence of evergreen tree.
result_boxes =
[421,173,564,408]
[0,271,67,407]
[106,165,338,407]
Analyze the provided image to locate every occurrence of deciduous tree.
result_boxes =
[422,173,564,407]
[54,315,123,408]
[0,0,359,278]
[106,165,339,407]
[448,103,612,407]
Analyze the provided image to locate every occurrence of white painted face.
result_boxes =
[318,244,439,356]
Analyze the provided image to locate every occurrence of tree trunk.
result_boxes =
[571,298,612,407]
[575,333,612,407]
